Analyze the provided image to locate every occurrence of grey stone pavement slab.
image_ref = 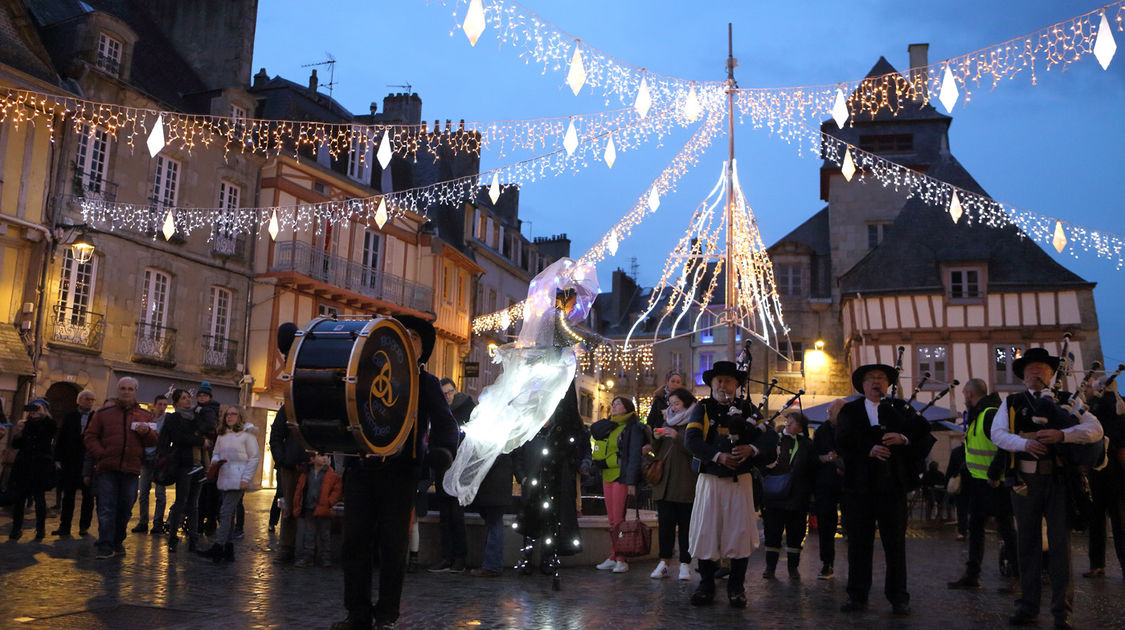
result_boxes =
[2,491,1123,629]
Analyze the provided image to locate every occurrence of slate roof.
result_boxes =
[839,153,1090,294]
[771,206,830,257]
[0,324,34,376]
[845,56,950,124]
[0,0,63,87]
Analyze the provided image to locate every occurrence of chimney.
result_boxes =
[445,119,451,132]
[253,67,268,88]
[908,43,928,102]
[370,102,378,115]
[308,69,318,91]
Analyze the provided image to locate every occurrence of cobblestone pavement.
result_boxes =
[2,491,1123,629]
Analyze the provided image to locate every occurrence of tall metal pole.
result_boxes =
[724,23,738,362]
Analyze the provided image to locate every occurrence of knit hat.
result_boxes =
[197,382,213,397]
[29,397,51,414]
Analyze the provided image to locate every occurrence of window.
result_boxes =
[207,286,232,357]
[670,352,682,372]
[152,155,180,208]
[579,391,594,419]
[776,264,802,297]
[491,222,500,250]
[95,32,123,76]
[230,104,247,137]
[318,303,339,317]
[213,181,241,250]
[488,289,497,314]
[75,125,110,193]
[697,352,714,386]
[457,271,465,307]
[916,345,949,386]
[700,310,715,344]
[140,269,170,328]
[475,210,487,241]
[778,341,804,372]
[347,126,373,183]
[994,345,1026,389]
[949,268,981,299]
[362,230,380,288]
[867,222,891,250]
[56,248,97,325]
[858,134,913,153]
[442,265,451,301]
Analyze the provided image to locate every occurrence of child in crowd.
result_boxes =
[293,453,342,567]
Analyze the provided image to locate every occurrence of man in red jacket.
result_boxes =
[84,377,157,559]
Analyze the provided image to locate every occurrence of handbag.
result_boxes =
[205,459,226,483]
[945,474,962,496]
[762,472,793,499]
[641,442,670,486]
[610,505,651,558]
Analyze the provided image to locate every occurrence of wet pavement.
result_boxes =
[2,491,1124,629]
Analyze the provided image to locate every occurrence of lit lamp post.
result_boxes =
[68,232,95,264]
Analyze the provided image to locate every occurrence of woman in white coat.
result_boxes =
[201,406,259,562]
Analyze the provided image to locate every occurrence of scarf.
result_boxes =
[610,412,634,425]
[663,404,694,427]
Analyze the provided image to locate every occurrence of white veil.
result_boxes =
[442,258,598,505]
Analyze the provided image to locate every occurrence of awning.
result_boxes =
[0,324,35,376]
[115,371,240,406]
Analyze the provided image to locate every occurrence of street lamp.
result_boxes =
[69,233,95,264]
[604,379,615,390]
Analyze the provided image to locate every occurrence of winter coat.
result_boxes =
[760,432,818,511]
[449,392,476,426]
[646,388,669,428]
[590,413,650,485]
[84,403,157,475]
[812,420,844,492]
[471,452,515,509]
[268,405,308,470]
[649,421,698,504]
[11,417,57,493]
[211,429,260,492]
[54,409,94,486]
[160,409,207,471]
[293,465,343,518]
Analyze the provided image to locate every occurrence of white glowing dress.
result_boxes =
[443,258,598,506]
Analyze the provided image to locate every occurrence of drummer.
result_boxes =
[333,315,459,630]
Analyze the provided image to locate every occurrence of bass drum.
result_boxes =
[282,316,418,456]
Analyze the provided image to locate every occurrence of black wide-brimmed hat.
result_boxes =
[702,360,746,387]
[1012,347,1060,380]
[851,364,899,393]
[395,315,436,364]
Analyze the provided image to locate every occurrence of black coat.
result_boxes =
[54,409,94,486]
[684,397,778,478]
[159,409,206,471]
[812,421,844,491]
[471,452,515,509]
[837,397,934,496]
[11,417,57,493]
[449,392,475,426]
[646,389,669,428]
[268,405,308,470]
[761,433,817,511]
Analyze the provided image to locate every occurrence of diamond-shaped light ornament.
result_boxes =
[1052,221,1067,253]
[647,187,660,213]
[376,131,393,169]
[498,311,511,330]
[147,114,166,157]
[841,148,856,182]
[562,119,578,156]
[462,0,486,47]
[634,76,652,119]
[268,209,280,240]
[948,190,963,223]
[488,173,501,204]
[375,198,389,229]
[603,136,617,168]
[831,88,849,129]
[607,230,619,256]
[566,46,586,96]
[1094,12,1117,70]
[684,86,702,122]
[161,209,175,240]
[938,65,959,113]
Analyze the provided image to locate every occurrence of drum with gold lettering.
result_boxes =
[281,316,417,455]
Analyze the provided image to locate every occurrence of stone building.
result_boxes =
[26,0,262,426]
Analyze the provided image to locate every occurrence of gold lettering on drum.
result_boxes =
[369,351,398,407]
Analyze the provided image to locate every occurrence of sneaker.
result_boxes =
[817,565,834,580]
[595,557,617,571]
[428,559,454,573]
[650,560,669,579]
[449,558,466,573]
[612,560,629,573]
[131,523,148,534]
[678,563,692,581]
[95,547,116,560]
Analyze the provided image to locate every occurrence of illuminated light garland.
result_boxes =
[471,110,726,334]
[623,160,790,355]
[793,123,1125,269]
[78,101,696,238]
[577,340,655,374]
[0,86,717,168]
[441,0,726,113]
[734,3,1125,145]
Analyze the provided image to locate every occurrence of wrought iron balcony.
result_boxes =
[71,166,118,203]
[269,240,433,313]
[48,305,105,352]
[201,335,238,371]
[94,53,121,76]
[210,232,246,258]
[133,322,176,365]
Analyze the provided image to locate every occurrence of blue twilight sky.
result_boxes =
[253,1,1125,365]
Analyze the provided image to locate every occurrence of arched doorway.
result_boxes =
[45,382,81,420]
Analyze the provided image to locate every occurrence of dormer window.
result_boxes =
[96,33,123,76]
[858,134,913,154]
[230,104,247,137]
[945,264,987,302]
